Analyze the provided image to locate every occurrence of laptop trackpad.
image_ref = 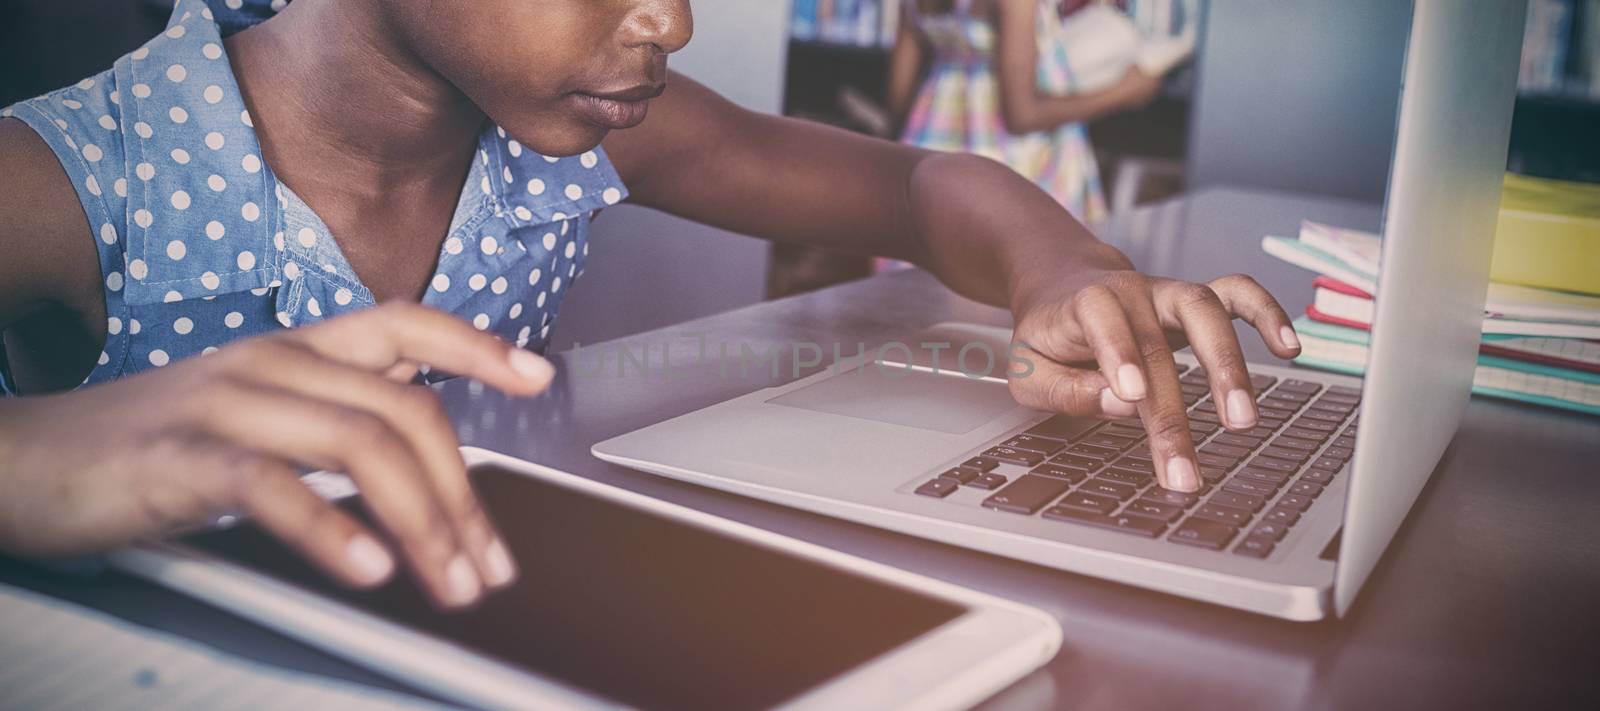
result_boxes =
[766,366,1020,435]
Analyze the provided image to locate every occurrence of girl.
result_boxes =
[889,0,1164,221]
[0,0,1299,609]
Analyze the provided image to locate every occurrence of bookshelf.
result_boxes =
[1512,0,1600,183]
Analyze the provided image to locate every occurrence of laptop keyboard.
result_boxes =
[911,365,1360,558]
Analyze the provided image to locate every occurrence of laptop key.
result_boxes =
[1289,481,1325,498]
[1263,388,1310,404]
[1246,456,1297,474]
[1213,433,1264,449]
[1209,491,1266,512]
[1282,426,1330,442]
[1329,385,1361,399]
[1234,537,1276,558]
[1200,442,1251,460]
[1189,411,1223,425]
[1264,506,1301,526]
[1024,414,1103,442]
[1322,446,1354,461]
[1259,446,1310,463]
[1109,457,1154,474]
[969,472,1009,490]
[983,476,1072,515]
[1031,462,1089,483]
[1194,399,1219,414]
[1067,443,1121,461]
[1309,399,1356,415]
[1124,498,1185,522]
[1300,409,1344,423]
[1051,453,1106,471]
[1169,518,1238,550]
[1189,422,1221,437]
[1145,488,1203,508]
[1055,492,1120,515]
[1272,436,1320,452]
[1224,478,1280,497]
[1275,494,1314,511]
[1300,468,1337,485]
[1002,434,1067,455]
[1042,507,1168,538]
[1200,466,1230,483]
[1196,453,1241,470]
[1250,521,1290,541]
[1100,467,1151,486]
[1277,379,1323,394]
[983,446,1046,467]
[1310,456,1344,471]
[1081,433,1138,451]
[962,456,1000,472]
[1257,417,1287,430]
[1250,374,1279,392]
[1100,422,1147,440]
[1193,503,1253,527]
[1291,418,1338,433]
[1237,467,1292,485]
[938,466,981,484]
[915,478,958,498]
[1082,479,1139,501]
[1333,435,1357,449]
[1258,406,1296,421]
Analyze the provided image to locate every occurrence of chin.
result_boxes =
[512,122,609,158]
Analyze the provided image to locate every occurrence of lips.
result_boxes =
[570,83,666,130]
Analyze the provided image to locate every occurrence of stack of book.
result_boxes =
[1261,220,1600,417]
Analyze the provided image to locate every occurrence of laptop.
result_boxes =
[593,0,1527,621]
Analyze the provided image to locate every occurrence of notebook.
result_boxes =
[1292,316,1600,416]
[1263,226,1600,339]
[1307,276,1600,374]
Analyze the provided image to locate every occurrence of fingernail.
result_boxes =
[483,539,517,587]
[346,535,394,585]
[1100,388,1139,418]
[507,348,554,382]
[445,554,482,605]
[1117,363,1147,400]
[1226,389,1258,428]
[1280,325,1301,350]
[1165,457,1199,492]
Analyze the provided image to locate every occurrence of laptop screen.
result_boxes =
[181,462,966,710]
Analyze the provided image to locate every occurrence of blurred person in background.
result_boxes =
[889,0,1166,222]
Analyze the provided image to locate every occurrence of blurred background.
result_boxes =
[3,0,1597,351]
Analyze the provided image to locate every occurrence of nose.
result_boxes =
[621,0,693,56]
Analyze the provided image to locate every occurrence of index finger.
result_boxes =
[1112,282,1201,492]
[287,303,555,395]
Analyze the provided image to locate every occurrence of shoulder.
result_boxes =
[0,116,105,328]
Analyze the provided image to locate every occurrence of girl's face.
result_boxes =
[386,0,693,157]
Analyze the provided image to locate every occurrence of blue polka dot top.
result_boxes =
[0,0,628,391]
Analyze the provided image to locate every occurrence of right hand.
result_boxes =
[0,303,555,609]
[1113,67,1163,111]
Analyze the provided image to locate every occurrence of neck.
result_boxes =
[226,1,483,200]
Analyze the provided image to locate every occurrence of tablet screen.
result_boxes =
[181,463,966,710]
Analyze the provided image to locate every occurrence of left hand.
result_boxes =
[1006,268,1302,492]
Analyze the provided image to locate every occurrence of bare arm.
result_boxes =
[0,120,553,609]
[0,119,105,344]
[990,0,1158,134]
[886,3,929,128]
[603,75,1302,493]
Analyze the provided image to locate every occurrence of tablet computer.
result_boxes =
[109,448,1060,710]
